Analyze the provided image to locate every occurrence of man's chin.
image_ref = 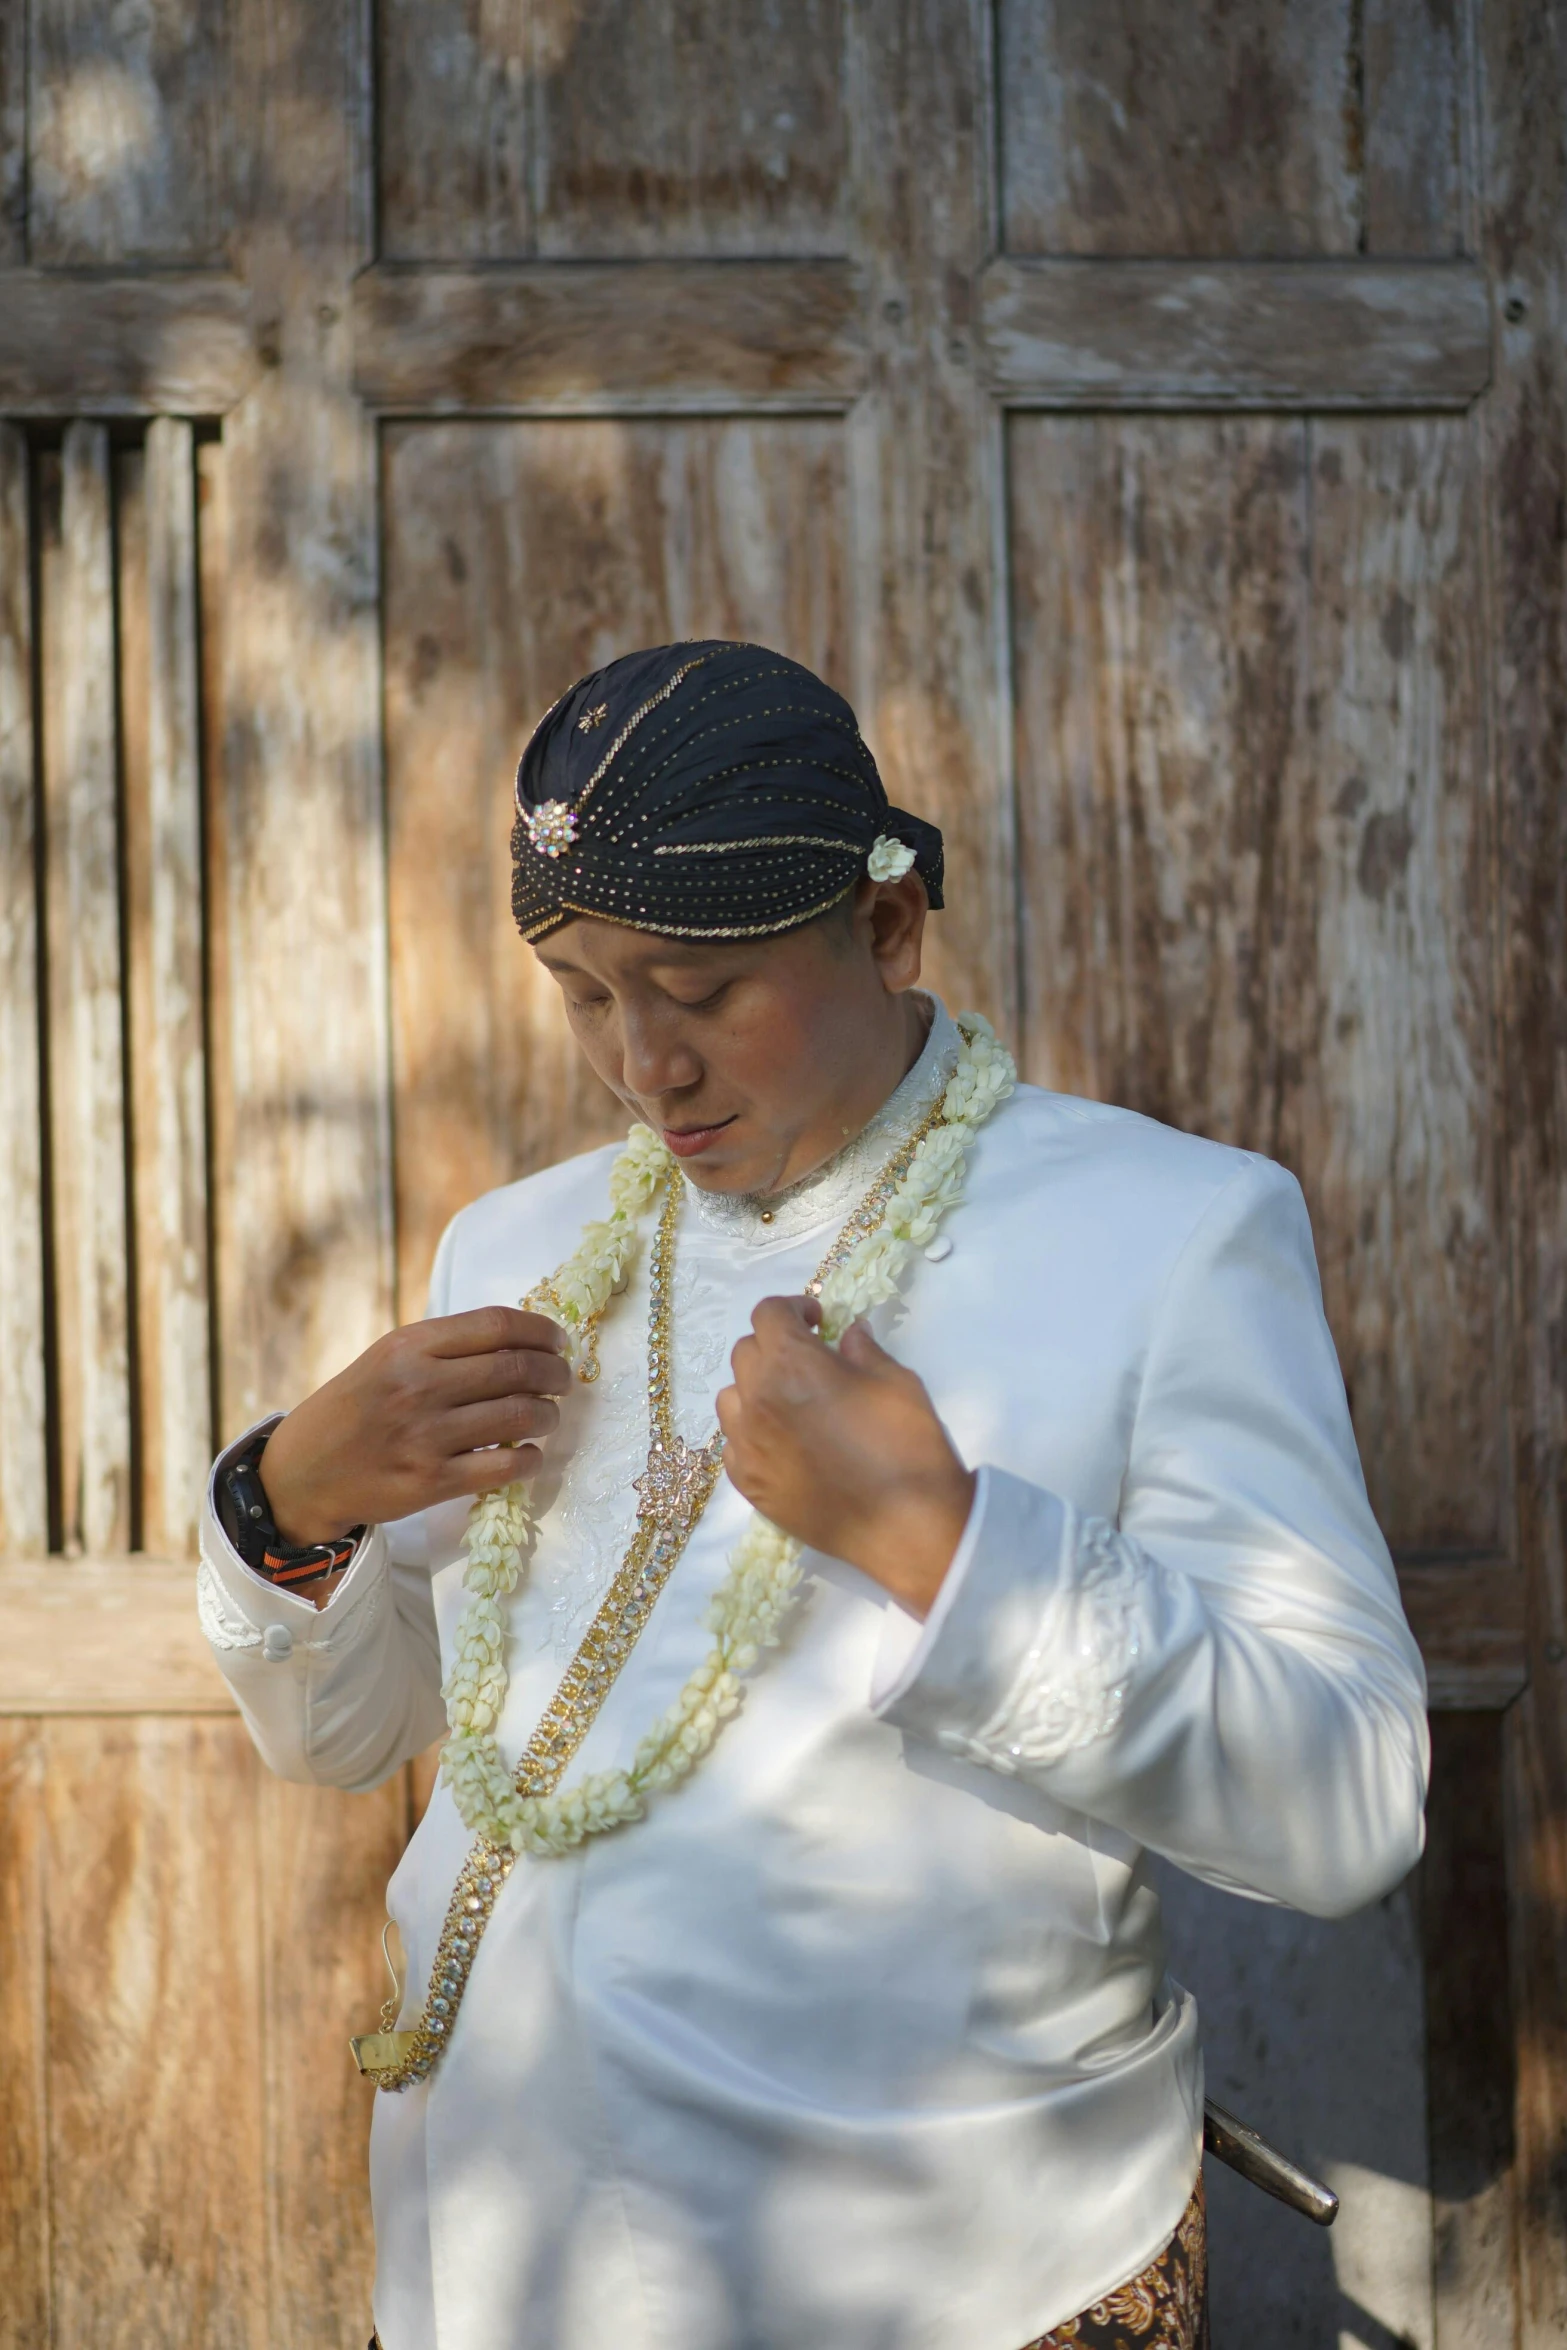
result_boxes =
[678,1153,765,1195]
[647,1115,762,1189]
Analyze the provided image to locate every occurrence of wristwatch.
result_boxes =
[219,1433,364,1589]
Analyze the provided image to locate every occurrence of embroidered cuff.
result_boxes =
[199,1416,385,1645]
[877,1467,1148,1775]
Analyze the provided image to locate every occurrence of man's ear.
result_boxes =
[866,873,927,992]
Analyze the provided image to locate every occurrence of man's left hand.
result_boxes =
[716,1298,976,1619]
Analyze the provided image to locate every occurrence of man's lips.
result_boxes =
[660,1114,738,1159]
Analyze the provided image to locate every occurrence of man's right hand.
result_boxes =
[257,1308,572,1545]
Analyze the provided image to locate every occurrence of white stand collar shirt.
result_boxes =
[200,998,1427,2350]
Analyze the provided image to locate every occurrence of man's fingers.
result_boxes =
[444,1441,545,1497]
[445,1394,562,1454]
[837,1317,894,1370]
[434,1344,572,1404]
[426,1305,567,1359]
[750,1294,822,1347]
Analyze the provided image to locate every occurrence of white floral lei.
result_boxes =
[439,1013,1016,1857]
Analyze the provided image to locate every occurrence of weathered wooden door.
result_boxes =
[1,5,1563,2346]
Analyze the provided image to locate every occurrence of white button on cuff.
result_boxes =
[262,1623,294,1662]
[923,1235,953,1261]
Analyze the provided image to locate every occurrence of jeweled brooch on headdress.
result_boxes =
[523,799,579,859]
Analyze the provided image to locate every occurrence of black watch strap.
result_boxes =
[220,1435,364,1588]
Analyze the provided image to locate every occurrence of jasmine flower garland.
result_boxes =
[438,1014,1015,1857]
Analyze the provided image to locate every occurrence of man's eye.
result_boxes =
[569,995,610,1016]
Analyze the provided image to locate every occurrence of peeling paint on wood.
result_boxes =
[28,0,234,265]
[998,0,1462,260]
[1009,409,1502,1558]
[378,0,847,261]
[999,0,1367,257]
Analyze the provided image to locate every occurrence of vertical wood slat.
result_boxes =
[1477,1,1567,2340]
[195,433,232,1439]
[121,420,213,1561]
[224,0,392,2331]
[0,424,48,1556]
[847,0,1013,1029]
[43,421,132,1556]
[0,1722,50,2350]
[142,418,212,1556]
[0,0,22,265]
[1424,1714,1519,2347]
[43,1718,268,2349]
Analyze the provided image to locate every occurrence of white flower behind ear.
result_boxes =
[867,834,917,882]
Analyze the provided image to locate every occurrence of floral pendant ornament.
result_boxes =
[867,833,917,882]
[355,1015,1016,2091]
[523,798,579,858]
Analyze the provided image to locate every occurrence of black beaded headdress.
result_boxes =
[510,640,944,944]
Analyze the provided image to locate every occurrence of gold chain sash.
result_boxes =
[355,1097,946,2090]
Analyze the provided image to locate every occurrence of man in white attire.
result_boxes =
[199,641,1428,2350]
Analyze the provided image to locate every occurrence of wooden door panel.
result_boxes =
[42,1718,268,2350]
[258,1774,415,2349]
[997,0,1463,259]
[1010,409,1500,1557]
[383,412,852,1314]
[1287,414,1497,1558]
[379,0,848,260]
[27,0,234,266]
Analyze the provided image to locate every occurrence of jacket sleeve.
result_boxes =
[194,1222,461,1792]
[877,1156,1429,1919]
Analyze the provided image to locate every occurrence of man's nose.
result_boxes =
[620,1016,702,1100]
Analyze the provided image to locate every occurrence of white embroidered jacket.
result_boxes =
[199,1003,1428,2350]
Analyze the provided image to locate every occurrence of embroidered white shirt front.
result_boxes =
[198,1000,1428,2350]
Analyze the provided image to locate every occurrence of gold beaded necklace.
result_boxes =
[354,1098,946,2090]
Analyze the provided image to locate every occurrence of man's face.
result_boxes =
[534,876,928,1195]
